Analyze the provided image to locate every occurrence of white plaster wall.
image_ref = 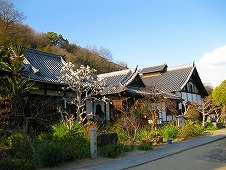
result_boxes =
[167,115,175,121]
[192,93,198,103]
[197,95,202,103]
[181,92,187,101]
[187,93,193,101]
[86,100,93,115]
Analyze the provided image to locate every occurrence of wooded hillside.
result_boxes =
[0,0,127,74]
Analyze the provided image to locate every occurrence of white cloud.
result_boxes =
[197,45,226,87]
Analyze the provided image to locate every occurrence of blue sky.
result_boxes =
[11,0,226,86]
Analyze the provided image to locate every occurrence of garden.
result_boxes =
[0,118,219,169]
[0,45,225,169]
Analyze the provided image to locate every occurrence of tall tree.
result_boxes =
[61,63,105,124]
[212,80,226,123]
[204,83,214,95]
[0,0,26,46]
[0,45,36,131]
[46,32,69,48]
[0,0,25,30]
[212,80,226,107]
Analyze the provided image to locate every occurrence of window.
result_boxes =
[189,84,193,92]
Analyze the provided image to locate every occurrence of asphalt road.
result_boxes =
[127,138,226,170]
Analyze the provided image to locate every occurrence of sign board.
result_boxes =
[112,100,123,110]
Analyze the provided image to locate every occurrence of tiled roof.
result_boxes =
[142,64,194,92]
[22,49,144,95]
[140,64,167,74]
[126,87,181,100]
[23,48,67,84]
[97,69,141,95]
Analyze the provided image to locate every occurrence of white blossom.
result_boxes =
[61,64,105,124]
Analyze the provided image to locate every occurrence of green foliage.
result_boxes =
[205,122,218,131]
[47,32,69,47]
[99,142,124,158]
[0,45,26,76]
[0,45,37,132]
[0,76,35,100]
[35,122,90,167]
[212,80,226,106]
[138,141,153,151]
[121,144,135,152]
[0,45,36,100]
[101,121,128,144]
[35,140,64,167]
[28,122,90,167]
[178,120,204,138]
[0,158,35,170]
[6,133,34,160]
[136,126,153,142]
[162,125,178,139]
[0,133,35,170]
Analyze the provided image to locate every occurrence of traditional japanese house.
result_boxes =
[141,63,208,123]
[86,68,146,123]
[86,68,181,125]
[22,48,74,116]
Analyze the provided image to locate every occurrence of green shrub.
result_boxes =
[6,133,34,160]
[162,125,178,139]
[0,158,35,170]
[101,121,128,144]
[121,144,135,152]
[205,122,218,131]
[116,128,128,144]
[35,141,64,167]
[52,122,90,159]
[138,141,152,151]
[136,127,152,142]
[178,120,204,138]
[35,122,90,166]
[99,142,124,158]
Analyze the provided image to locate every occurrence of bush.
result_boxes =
[0,158,35,170]
[52,122,90,159]
[101,121,128,144]
[6,133,34,160]
[178,120,204,138]
[99,142,124,158]
[121,144,135,152]
[162,125,178,139]
[138,141,152,151]
[205,122,218,131]
[136,127,153,142]
[185,106,202,121]
[35,141,64,167]
[35,122,90,167]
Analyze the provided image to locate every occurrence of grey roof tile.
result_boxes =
[97,69,140,95]
[23,48,67,85]
[141,64,167,74]
[142,64,194,92]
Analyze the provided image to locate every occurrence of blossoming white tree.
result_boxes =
[61,63,105,124]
